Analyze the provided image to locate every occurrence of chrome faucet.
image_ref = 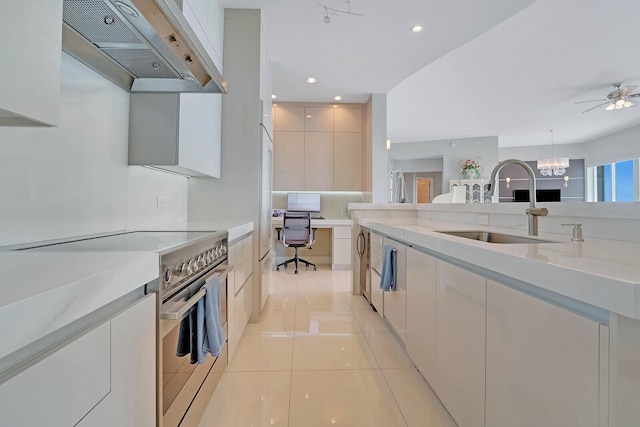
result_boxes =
[488,159,548,236]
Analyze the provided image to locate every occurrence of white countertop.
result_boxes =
[272,218,352,227]
[0,221,253,362]
[0,251,159,360]
[361,219,640,320]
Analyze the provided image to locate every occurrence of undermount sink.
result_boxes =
[436,230,555,244]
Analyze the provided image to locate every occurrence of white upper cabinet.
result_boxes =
[129,93,222,178]
[182,0,224,71]
[0,0,62,126]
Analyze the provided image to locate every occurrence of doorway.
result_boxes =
[416,177,433,203]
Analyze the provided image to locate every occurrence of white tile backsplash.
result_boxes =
[0,54,188,246]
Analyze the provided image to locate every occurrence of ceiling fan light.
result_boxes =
[605,103,615,111]
[615,99,625,106]
[624,100,634,108]
[615,104,624,110]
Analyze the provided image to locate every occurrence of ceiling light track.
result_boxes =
[316,0,363,24]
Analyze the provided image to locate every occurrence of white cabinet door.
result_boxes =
[129,93,222,178]
[332,226,352,268]
[382,238,406,343]
[435,260,486,427]
[486,281,602,427]
[178,93,222,178]
[370,268,384,318]
[109,294,156,426]
[405,247,436,386]
[274,106,305,131]
[0,322,111,426]
[0,0,61,126]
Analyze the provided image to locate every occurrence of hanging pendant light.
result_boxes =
[537,130,569,176]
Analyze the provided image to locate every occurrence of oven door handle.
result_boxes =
[203,265,233,283]
[161,265,233,320]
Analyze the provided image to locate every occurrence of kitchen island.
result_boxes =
[350,202,640,427]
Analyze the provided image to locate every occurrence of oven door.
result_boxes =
[160,265,231,427]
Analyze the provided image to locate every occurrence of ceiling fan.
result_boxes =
[575,83,640,113]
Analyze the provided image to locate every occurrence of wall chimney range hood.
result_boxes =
[62,0,227,94]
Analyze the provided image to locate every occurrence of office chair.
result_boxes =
[276,211,317,274]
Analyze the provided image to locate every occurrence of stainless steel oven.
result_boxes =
[156,233,230,427]
[160,263,231,427]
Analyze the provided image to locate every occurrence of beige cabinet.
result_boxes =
[435,260,486,427]
[405,247,437,386]
[304,106,334,131]
[334,106,363,132]
[485,281,604,427]
[0,0,62,126]
[274,131,305,190]
[273,103,364,191]
[274,105,305,131]
[334,132,363,190]
[305,132,334,190]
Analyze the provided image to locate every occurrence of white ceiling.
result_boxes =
[222,0,640,147]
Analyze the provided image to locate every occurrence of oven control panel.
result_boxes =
[161,238,228,295]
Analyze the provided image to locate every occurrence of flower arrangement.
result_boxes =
[460,159,482,179]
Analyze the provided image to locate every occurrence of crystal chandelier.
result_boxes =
[537,130,569,176]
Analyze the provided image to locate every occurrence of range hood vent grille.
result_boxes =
[63,1,141,45]
[61,0,227,93]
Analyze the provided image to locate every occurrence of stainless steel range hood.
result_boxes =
[62,0,227,93]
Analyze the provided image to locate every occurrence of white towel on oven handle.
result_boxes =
[196,276,226,364]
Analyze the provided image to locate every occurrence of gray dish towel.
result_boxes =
[380,245,397,291]
[196,276,226,364]
[176,305,198,364]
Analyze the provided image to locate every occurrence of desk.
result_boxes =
[272,218,353,269]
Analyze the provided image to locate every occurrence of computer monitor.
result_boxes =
[287,192,321,212]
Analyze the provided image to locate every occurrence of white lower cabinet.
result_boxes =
[332,226,352,269]
[0,294,155,426]
[435,260,486,427]
[405,247,436,386]
[228,234,254,361]
[382,238,406,343]
[485,280,604,427]
[108,293,156,426]
[370,267,384,317]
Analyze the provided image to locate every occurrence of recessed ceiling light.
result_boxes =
[334,96,342,101]
[306,77,317,84]
[306,115,312,119]
[411,25,423,33]
[272,94,277,99]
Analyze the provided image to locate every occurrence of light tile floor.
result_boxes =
[198,266,457,427]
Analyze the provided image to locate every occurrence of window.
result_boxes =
[594,159,637,202]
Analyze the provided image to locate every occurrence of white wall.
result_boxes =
[0,54,188,246]
[390,136,499,193]
[583,123,640,167]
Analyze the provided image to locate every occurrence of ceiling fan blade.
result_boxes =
[628,93,640,98]
[581,101,611,113]
[619,85,638,97]
[574,99,607,104]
